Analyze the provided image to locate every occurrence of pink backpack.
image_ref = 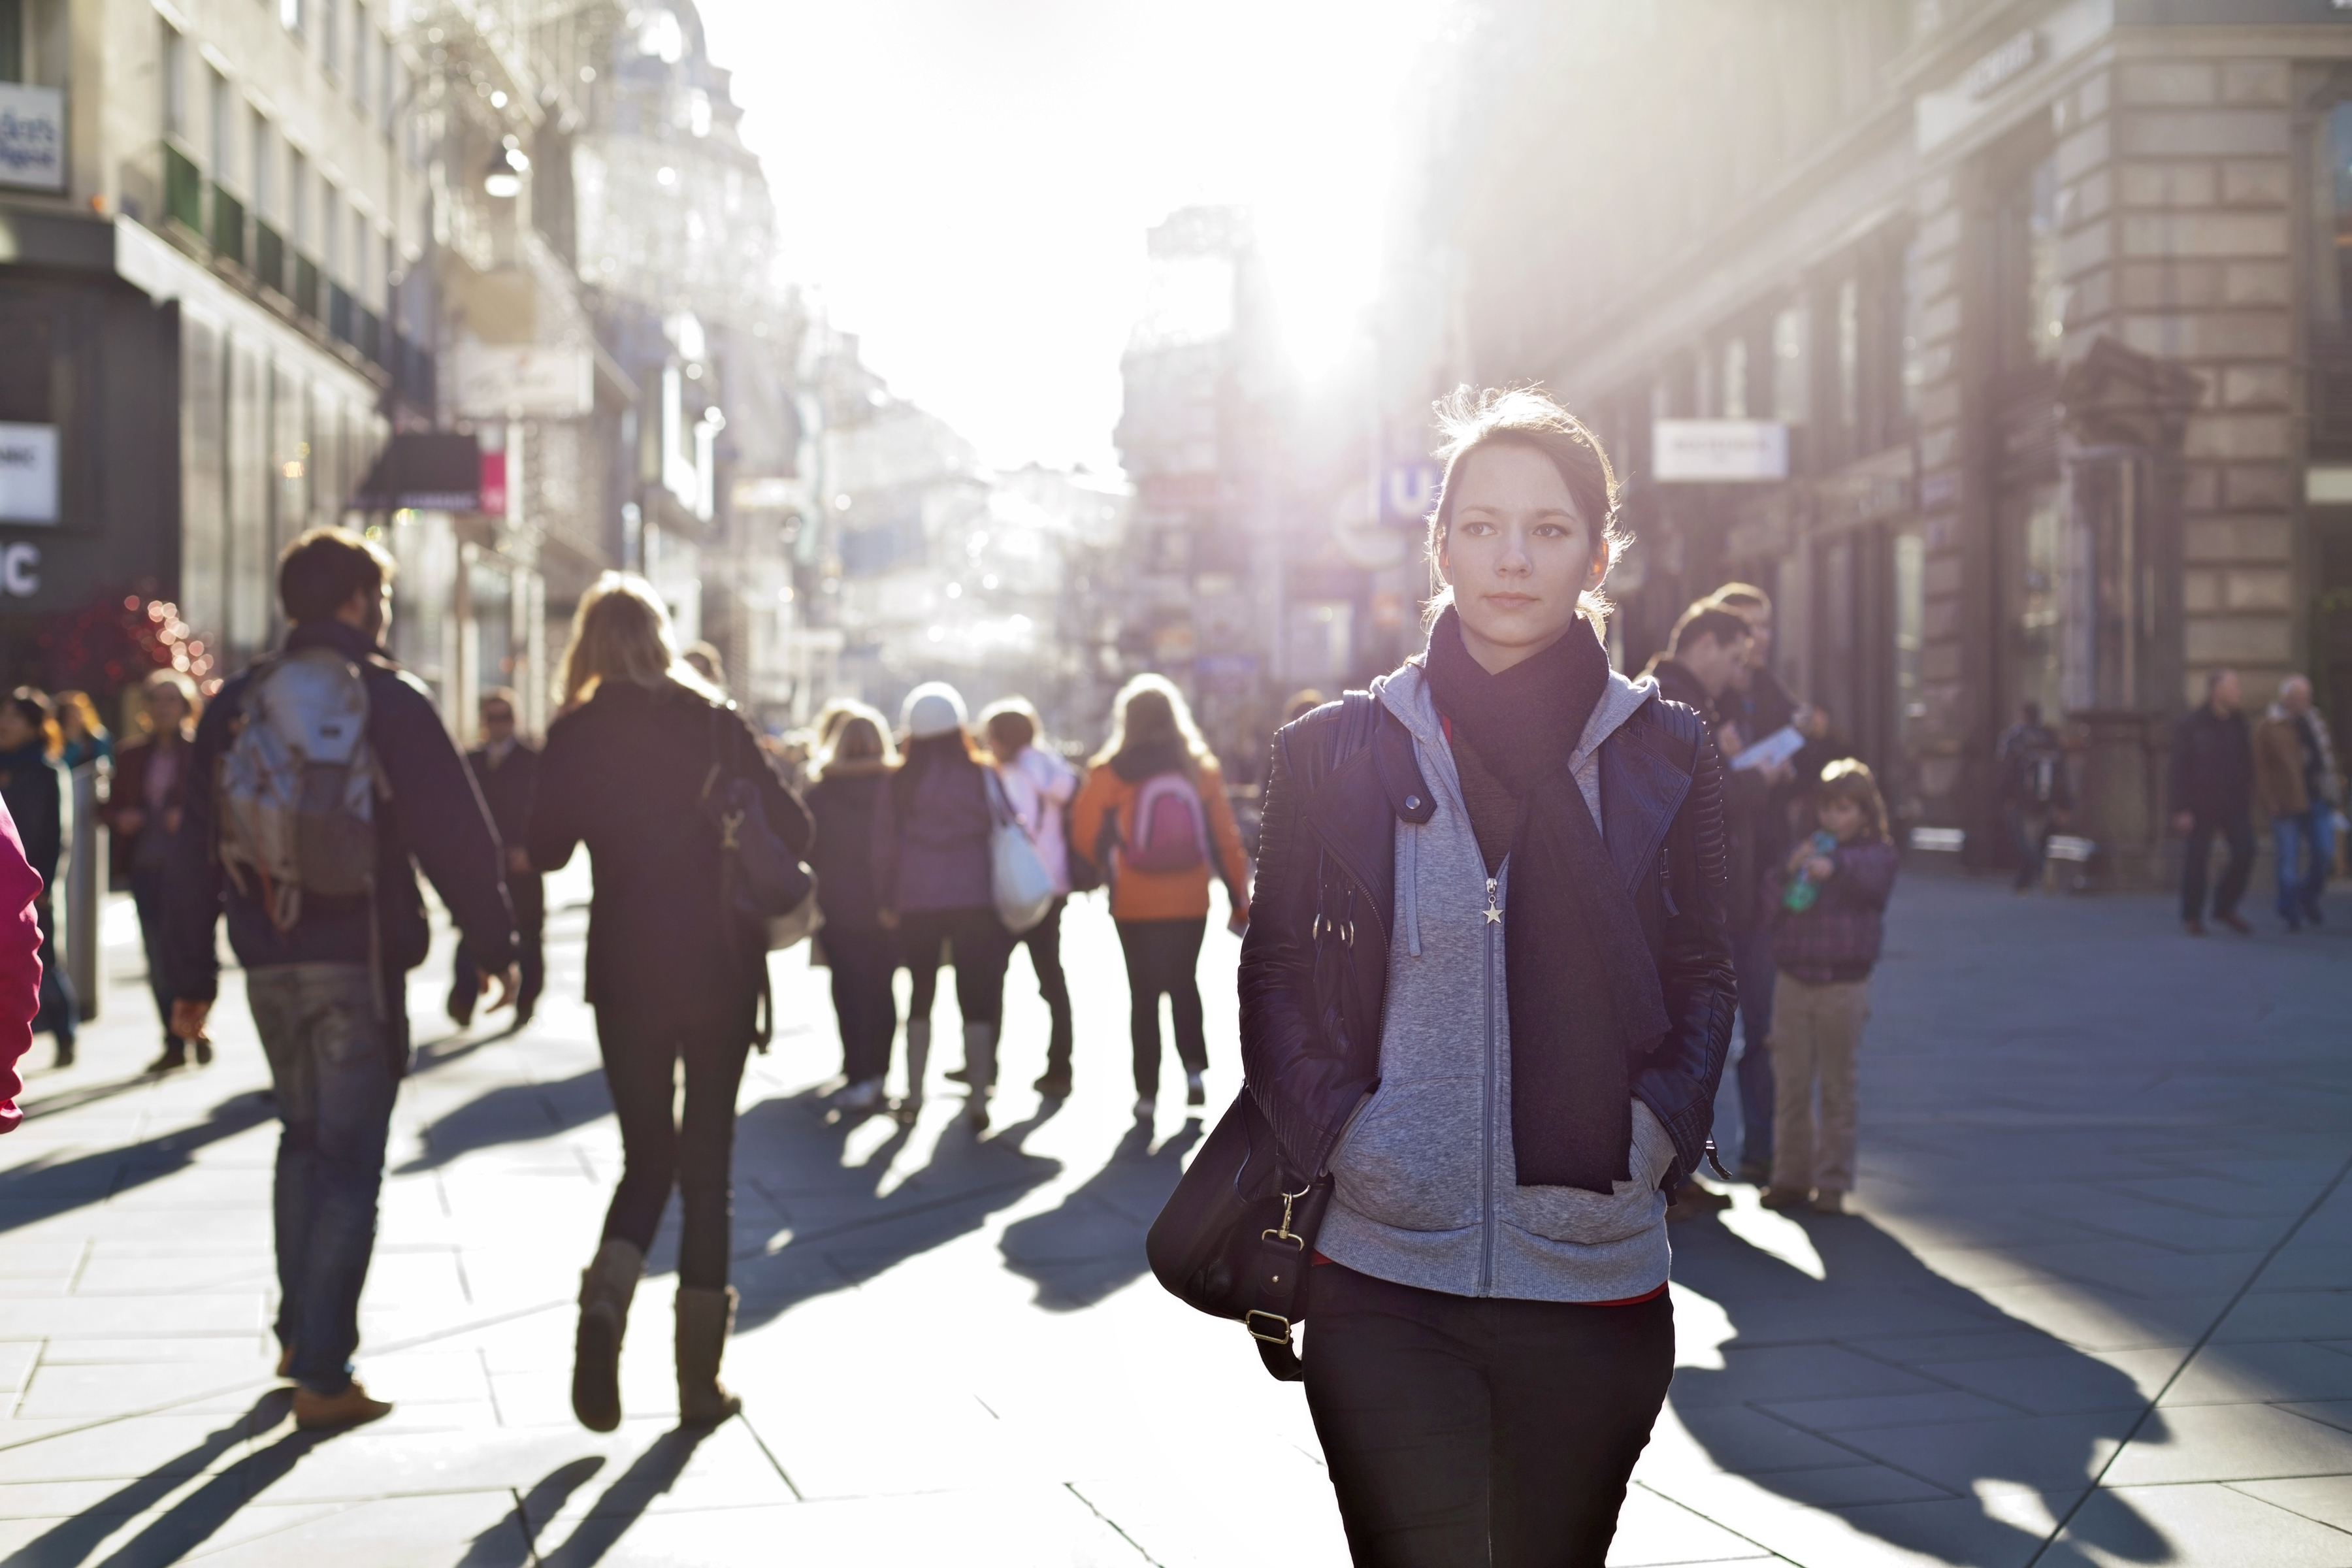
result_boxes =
[1124,771,1209,875]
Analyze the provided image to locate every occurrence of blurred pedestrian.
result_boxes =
[105,670,203,1071]
[681,640,727,694]
[0,799,44,1129]
[529,573,809,1432]
[0,689,76,1069]
[1995,702,2070,894]
[980,698,1078,1097]
[167,529,521,1431]
[1282,688,1326,727]
[1761,760,1899,1215]
[1071,674,1249,1121]
[872,681,1015,1129]
[449,689,544,1029]
[1644,603,1769,1197]
[2255,675,2341,932]
[56,691,110,770]
[806,702,899,1113]
[2171,669,2255,936]
[1243,388,1733,1565]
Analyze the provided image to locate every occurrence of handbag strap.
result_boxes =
[1242,1179,1328,1381]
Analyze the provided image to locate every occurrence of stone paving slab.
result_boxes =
[0,870,2347,1564]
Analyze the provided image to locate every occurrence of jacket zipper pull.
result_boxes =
[1484,877,1501,927]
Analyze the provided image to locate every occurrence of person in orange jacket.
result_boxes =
[1070,674,1250,1119]
[0,796,50,1132]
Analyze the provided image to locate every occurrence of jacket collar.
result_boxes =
[285,619,386,664]
[1379,660,1656,809]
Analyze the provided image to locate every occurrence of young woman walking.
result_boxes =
[0,691,77,1070]
[1241,388,1736,1566]
[805,702,900,1114]
[1760,759,1898,1216]
[527,574,813,1432]
[1070,675,1249,1120]
[105,671,204,1072]
[979,698,1079,1096]
[872,681,1017,1129]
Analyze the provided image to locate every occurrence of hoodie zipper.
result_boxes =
[1480,869,1501,1295]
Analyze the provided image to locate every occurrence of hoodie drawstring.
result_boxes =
[1403,817,1423,958]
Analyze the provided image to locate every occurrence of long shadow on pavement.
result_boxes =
[0,1091,276,1239]
[529,1428,713,1567]
[453,1456,605,1568]
[998,1116,1202,1309]
[721,1090,1063,1332]
[392,1070,613,1173]
[1667,1210,2166,1567]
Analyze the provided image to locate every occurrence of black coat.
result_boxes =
[1238,686,1737,1195]
[805,766,888,932]
[167,620,519,1011]
[2170,706,2254,821]
[527,679,812,1031]
[467,740,543,924]
[0,746,61,892]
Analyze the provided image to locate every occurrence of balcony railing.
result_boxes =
[163,144,204,235]
[253,221,286,295]
[291,255,321,321]
[328,284,354,347]
[209,186,245,269]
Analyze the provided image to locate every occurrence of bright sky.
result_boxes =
[696,0,1454,474]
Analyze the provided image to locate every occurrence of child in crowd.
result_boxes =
[1761,759,1899,1215]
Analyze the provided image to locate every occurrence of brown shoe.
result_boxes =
[2182,919,2207,937]
[1812,1191,1846,1215]
[292,1380,392,1431]
[1759,1186,1812,1211]
[2215,912,2251,935]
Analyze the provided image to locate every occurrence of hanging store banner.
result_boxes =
[0,424,59,524]
[0,86,65,194]
[1652,420,1789,483]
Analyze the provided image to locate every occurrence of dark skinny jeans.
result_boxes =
[2181,811,2255,923]
[594,1007,753,1290]
[1304,1264,1674,1568]
[825,926,901,1084]
[1116,917,1206,1099]
[1015,896,1073,1078]
[900,906,1015,1030]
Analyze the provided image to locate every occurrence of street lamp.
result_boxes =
[483,140,530,199]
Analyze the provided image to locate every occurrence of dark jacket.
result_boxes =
[0,746,61,892]
[466,740,542,923]
[527,678,812,1030]
[103,734,193,890]
[166,621,520,1013]
[1995,721,2072,810]
[1239,676,1738,1197]
[2169,705,2253,822]
[1649,659,1774,933]
[1768,837,1899,984]
[806,764,889,931]
[870,745,992,915]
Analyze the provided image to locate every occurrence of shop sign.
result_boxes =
[0,86,65,194]
[1652,420,1788,483]
[0,545,37,596]
[453,344,593,418]
[0,424,59,524]
[1962,30,2038,101]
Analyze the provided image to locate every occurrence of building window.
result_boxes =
[290,149,308,246]
[1720,338,1748,419]
[352,10,368,112]
[2315,101,2352,325]
[2001,483,2065,721]
[162,25,186,140]
[207,68,229,176]
[1836,278,1861,433]
[2000,152,2065,372]
[1,0,22,83]
[380,38,396,138]
[1893,523,1925,743]
[1772,304,1808,425]
[322,0,339,80]
[323,184,340,277]
[1900,238,1924,419]
[250,110,272,218]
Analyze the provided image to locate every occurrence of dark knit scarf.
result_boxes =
[1422,608,1673,1194]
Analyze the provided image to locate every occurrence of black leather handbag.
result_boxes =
[700,706,818,1047]
[1145,1088,1330,1381]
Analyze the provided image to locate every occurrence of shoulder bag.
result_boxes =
[700,706,821,1045]
[984,766,1056,934]
[1145,691,1379,1381]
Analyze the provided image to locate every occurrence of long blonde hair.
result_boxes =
[560,573,720,708]
[813,700,896,778]
[1092,672,1211,778]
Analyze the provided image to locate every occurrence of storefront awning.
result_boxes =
[351,433,482,512]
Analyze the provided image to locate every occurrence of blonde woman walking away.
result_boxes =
[806,702,900,1113]
[527,574,813,1431]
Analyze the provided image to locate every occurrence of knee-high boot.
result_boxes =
[676,1284,742,1424]
[572,1239,643,1432]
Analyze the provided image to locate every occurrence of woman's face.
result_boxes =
[148,689,188,733]
[1439,443,1600,673]
[1820,795,1865,842]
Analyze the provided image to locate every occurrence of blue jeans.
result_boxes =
[2273,804,2336,922]
[1728,928,1776,1171]
[246,963,402,1396]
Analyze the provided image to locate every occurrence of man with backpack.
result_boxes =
[167,529,519,1431]
[1995,702,2072,894]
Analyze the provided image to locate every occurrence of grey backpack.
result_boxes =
[217,646,385,931]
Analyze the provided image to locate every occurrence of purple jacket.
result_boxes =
[1768,837,1898,984]
[871,752,994,915]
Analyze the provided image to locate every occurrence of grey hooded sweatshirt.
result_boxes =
[1316,661,1681,1303]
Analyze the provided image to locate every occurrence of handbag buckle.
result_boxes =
[1245,1309,1293,1345]
[719,809,743,850]
[1262,1184,1313,1250]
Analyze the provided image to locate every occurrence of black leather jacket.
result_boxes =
[1239,685,1737,1193]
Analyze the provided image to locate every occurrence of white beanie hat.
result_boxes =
[901,681,969,740]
